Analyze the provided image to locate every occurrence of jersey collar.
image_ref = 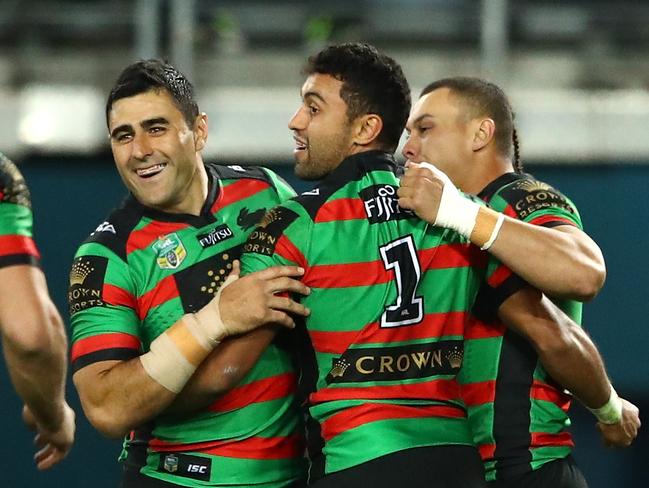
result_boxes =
[322,150,398,187]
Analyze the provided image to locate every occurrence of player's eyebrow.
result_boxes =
[110,124,133,139]
[303,91,327,105]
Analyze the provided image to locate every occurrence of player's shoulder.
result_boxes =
[77,197,143,261]
[487,172,577,217]
[208,162,296,199]
[0,153,32,209]
[208,162,275,183]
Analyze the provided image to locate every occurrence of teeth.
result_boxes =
[136,164,166,177]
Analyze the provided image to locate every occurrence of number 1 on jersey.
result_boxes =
[379,235,424,327]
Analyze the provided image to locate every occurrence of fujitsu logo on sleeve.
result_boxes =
[360,184,412,224]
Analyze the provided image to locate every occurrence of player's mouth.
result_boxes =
[135,163,167,179]
[293,137,308,152]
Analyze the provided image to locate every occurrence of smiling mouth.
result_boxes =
[136,163,167,178]
[294,138,307,151]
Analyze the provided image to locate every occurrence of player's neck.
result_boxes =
[168,162,209,216]
[466,153,514,195]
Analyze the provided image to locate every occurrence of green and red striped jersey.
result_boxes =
[68,163,305,487]
[0,154,40,268]
[459,172,583,482]
[241,151,500,479]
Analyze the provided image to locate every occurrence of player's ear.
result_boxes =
[352,114,383,147]
[472,118,495,152]
[193,113,208,151]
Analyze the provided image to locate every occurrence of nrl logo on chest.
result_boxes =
[152,233,187,269]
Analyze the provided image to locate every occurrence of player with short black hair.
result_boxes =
[70,59,311,487]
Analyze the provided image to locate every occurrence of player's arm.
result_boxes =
[165,326,279,413]
[0,265,75,469]
[496,288,640,447]
[398,162,605,301]
[73,263,309,438]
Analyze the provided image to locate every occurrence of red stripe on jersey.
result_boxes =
[103,283,137,309]
[528,215,577,228]
[321,402,465,441]
[211,179,271,214]
[478,443,496,460]
[71,332,141,361]
[126,221,189,255]
[207,372,296,412]
[136,275,179,320]
[0,235,40,258]
[310,378,461,405]
[0,191,4,200]
[275,234,308,269]
[150,434,304,460]
[531,380,572,412]
[502,205,518,218]
[530,431,574,449]
[487,265,513,288]
[304,244,485,290]
[306,260,389,289]
[421,243,487,271]
[462,381,496,407]
[309,312,468,355]
[314,198,366,223]
[465,318,506,339]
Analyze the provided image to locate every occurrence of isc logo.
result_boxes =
[187,464,208,474]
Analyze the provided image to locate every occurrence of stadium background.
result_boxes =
[0,1,647,486]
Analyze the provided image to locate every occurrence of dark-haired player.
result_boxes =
[69,59,311,487]
[399,77,640,487]
[0,153,75,470]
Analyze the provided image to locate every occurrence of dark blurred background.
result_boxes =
[0,0,647,486]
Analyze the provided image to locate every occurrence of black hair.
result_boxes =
[421,77,523,172]
[304,42,411,153]
[105,59,199,127]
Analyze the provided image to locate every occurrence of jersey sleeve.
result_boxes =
[473,178,581,321]
[0,156,40,268]
[68,241,142,373]
[490,179,582,229]
[240,201,311,276]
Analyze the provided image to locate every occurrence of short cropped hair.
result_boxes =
[304,43,411,153]
[105,59,199,127]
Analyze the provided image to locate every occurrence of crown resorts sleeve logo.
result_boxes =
[152,233,187,269]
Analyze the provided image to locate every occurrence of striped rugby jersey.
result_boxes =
[460,172,583,482]
[241,151,505,480]
[0,154,40,268]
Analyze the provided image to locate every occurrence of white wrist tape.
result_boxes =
[588,386,623,424]
[480,212,505,251]
[419,162,504,249]
[140,274,236,393]
[419,162,480,237]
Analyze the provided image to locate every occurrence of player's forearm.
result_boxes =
[73,358,178,438]
[499,291,610,409]
[2,303,69,431]
[489,221,606,301]
[167,326,277,414]
[536,321,611,410]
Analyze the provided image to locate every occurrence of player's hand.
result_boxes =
[397,161,446,224]
[23,402,76,470]
[217,261,311,335]
[596,398,640,448]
